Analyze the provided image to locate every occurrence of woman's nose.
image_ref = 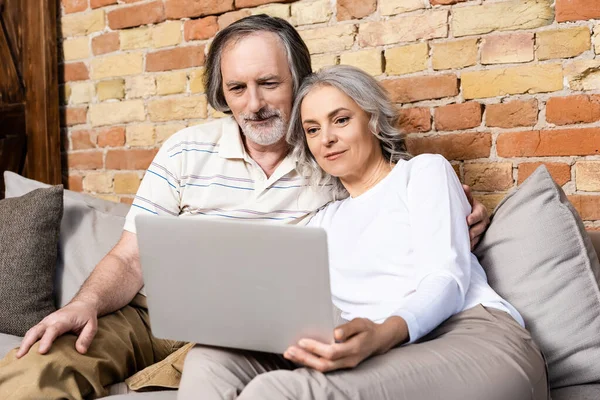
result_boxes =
[321,127,337,145]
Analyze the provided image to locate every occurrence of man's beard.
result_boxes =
[239,108,287,146]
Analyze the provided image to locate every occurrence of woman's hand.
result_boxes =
[463,184,490,249]
[283,316,409,372]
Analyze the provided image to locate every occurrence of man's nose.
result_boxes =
[247,86,266,113]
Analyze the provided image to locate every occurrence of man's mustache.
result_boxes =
[242,108,281,122]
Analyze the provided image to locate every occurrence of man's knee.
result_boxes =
[240,370,305,400]
[183,345,245,372]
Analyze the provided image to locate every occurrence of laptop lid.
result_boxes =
[136,215,334,354]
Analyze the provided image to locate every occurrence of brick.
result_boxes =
[152,21,182,48]
[67,151,103,169]
[156,71,187,95]
[518,162,571,186]
[290,0,331,26]
[565,60,600,91]
[397,107,431,133]
[156,123,186,144]
[62,0,88,14]
[406,132,491,160]
[464,163,513,192]
[69,81,95,104]
[462,64,563,100]
[576,162,600,191]
[120,27,151,50]
[339,49,382,76]
[189,69,205,93]
[486,100,538,129]
[473,194,506,213]
[311,54,337,71]
[536,27,591,61]
[546,95,600,126]
[126,75,156,98]
[68,175,84,192]
[64,106,88,126]
[105,149,158,170]
[126,124,155,147]
[250,3,290,19]
[97,126,126,147]
[431,38,478,70]
[62,10,105,37]
[91,52,143,79]
[382,74,458,103]
[71,130,95,150]
[556,0,600,22]
[209,106,228,119]
[120,197,135,205]
[434,102,482,131]
[165,0,234,19]
[218,10,252,30]
[89,100,145,127]
[385,43,428,76]
[358,10,447,47]
[337,0,376,21]
[146,46,205,72]
[300,25,355,54]
[236,0,282,7]
[83,171,113,193]
[62,84,72,105]
[184,17,218,41]
[114,173,141,194]
[92,32,119,55]
[431,0,468,4]
[97,79,125,101]
[148,96,207,121]
[569,195,600,220]
[497,128,600,157]
[63,62,89,82]
[481,33,534,65]
[90,0,117,8]
[452,0,553,37]
[380,0,424,16]
[107,1,164,30]
[63,37,90,61]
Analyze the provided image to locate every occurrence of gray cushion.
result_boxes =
[551,384,600,400]
[474,166,600,389]
[4,171,130,308]
[0,332,22,359]
[0,186,63,336]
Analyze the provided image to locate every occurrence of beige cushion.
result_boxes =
[474,166,600,389]
[4,172,130,308]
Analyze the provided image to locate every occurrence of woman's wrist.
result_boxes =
[375,316,409,354]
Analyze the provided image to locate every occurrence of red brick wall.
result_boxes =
[59,0,600,228]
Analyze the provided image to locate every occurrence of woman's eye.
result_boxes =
[305,127,319,135]
[336,117,349,125]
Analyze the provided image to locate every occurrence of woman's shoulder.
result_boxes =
[307,199,345,228]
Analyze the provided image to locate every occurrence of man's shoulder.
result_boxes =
[159,117,237,155]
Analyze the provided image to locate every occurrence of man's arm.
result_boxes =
[16,231,142,358]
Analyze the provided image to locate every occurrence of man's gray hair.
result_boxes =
[204,14,312,113]
[287,65,412,199]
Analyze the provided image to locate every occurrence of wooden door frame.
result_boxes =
[2,0,62,186]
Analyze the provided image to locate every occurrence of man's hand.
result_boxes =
[283,316,408,373]
[16,300,98,358]
[463,184,490,249]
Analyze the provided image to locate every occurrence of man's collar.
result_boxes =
[218,116,246,159]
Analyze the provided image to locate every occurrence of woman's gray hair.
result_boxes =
[287,65,412,199]
[204,14,312,113]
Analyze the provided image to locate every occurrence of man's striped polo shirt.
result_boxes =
[123,116,334,234]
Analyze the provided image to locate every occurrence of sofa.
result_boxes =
[2,166,600,400]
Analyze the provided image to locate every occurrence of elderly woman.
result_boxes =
[178,66,548,400]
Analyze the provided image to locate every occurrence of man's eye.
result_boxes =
[229,86,243,92]
[263,82,279,88]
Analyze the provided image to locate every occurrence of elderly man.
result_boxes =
[0,15,488,399]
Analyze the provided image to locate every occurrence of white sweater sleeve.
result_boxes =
[392,155,473,343]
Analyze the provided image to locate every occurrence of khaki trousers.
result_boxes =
[178,305,549,400]
[0,295,189,400]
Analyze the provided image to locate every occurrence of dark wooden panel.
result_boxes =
[22,0,61,185]
[1,0,23,73]
[0,3,24,104]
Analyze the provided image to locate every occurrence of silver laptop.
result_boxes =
[136,215,334,354]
